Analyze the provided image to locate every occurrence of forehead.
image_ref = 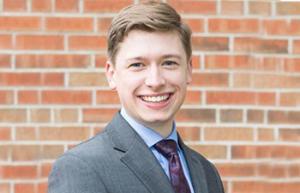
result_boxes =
[115,30,187,62]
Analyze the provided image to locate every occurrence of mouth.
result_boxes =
[139,93,172,103]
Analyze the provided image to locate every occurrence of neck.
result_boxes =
[145,121,174,138]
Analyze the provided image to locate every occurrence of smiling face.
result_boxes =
[106,30,192,136]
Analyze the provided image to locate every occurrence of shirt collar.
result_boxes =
[120,108,179,148]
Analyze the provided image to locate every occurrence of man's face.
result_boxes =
[106,30,192,131]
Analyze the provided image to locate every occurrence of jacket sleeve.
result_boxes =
[48,154,108,193]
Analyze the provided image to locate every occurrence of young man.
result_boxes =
[48,2,224,193]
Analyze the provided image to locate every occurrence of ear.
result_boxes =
[105,61,117,90]
[186,58,193,84]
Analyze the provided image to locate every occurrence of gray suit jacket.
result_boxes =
[48,112,224,193]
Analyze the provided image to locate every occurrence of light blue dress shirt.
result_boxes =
[120,108,195,193]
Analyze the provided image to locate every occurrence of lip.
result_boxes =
[138,92,174,110]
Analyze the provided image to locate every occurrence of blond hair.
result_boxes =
[107,1,192,64]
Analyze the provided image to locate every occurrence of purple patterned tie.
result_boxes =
[154,139,191,193]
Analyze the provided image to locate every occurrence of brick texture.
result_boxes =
[1,1,299,193]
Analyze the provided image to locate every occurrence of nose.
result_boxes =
[144,65,166,89]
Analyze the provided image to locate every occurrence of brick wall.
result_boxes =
[0,0,300,193]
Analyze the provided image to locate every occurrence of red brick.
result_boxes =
[277,2,300,15]
[220,109,243,123]
[12,145,40,161]
[15,127,37,141]
[183,19,204,33]
[39,127,90,141]
[0,127,11,140]
[206,91,255,105]
[18,90,39,104]
[221,1,243,15]
[0,183,10,193]
[84,0,132,13]
[247,110,264,123]
[0,17,41,31]
[288,164,300,177]
[16,54,90,68]
[191,73,228,87]
[37,183,47,193]
[0,35,12,49]
[97,17,112,33]
[168,0,216,14]
[192,36,229,51]
[0,90,13,104]
[263,19,300,35]
[205,127,253,141]
[233,73,251,88]
[41,145,64,159]
[55,0,79,12]
[207,91,275,106]
[0,72,39,86]
[0,145,10,160]
[96,90,120,104]
[3,0,27,11]
[42,73,64,86]
[232,145,300,159]
[253,74,300,89]
[46,17,93,32]
[0,73,63,86]
[191,55,201,69]
[268,111,300,124]
[0,55,11,68]
[16,35,64,50]
[41,163,52,177]
[234,37,288,54]
[83,108,118,123]
[249,1,271,16]
[30,109,51,123]
[189,145,227,159]
[184,90,201,105]
[205,55,255,70]
[0,165,38,179]
[209,19,259,33]
[294,40,300,53]
[233,181,300,193]
[216,163,256,177]
[177,126,200,141]
[176,109,215,123]
[32,0,52,12]
[279,128,300,141]
[280,92,300,106]
[259,164,288,178]
[42,90,92,105]
[69,35,106,50]
[0,109,27,123]
[95,54,107,68]
[258,128,275,141]
[14,183,35,193]
[54,109,78,123]
[284,58,300,72]
[69,72,107,86]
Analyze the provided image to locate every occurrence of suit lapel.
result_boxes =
[106,113,175,193]
[179,137,209,193]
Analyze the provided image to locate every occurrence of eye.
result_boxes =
[162,60,178,68]
[128,63,144,68]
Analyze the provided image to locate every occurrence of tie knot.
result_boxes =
[154,139,178,158]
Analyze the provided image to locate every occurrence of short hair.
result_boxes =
[107,1,192,64]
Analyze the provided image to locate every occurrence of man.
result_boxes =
[48,2,224,193]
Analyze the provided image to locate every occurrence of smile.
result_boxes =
[140,94,171,103]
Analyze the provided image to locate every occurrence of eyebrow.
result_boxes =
[126,54,183,62]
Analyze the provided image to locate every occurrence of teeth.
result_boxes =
[141,94,169,103]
